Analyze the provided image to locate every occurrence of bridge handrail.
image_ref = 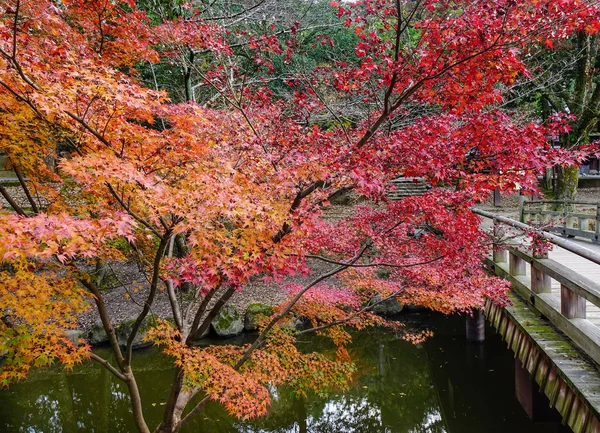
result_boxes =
[520,199,600,242]
[474,208,600,366]
[523,199,599,205]
[473,208,600,266]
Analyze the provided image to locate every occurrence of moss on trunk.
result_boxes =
[555,165,579,200]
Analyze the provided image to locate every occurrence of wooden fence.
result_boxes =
[521,200,600,242]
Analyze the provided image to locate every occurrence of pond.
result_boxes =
[0,312,569,433]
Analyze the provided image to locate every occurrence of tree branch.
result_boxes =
[106,182,163,239]
[303,254,444,268]
[0,183,26,215]
[125,232,171,364]
[234,241,371,370]
[297,288,407,335]
[90,352,127,381]
[11,162,38,214]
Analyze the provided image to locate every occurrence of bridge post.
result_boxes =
[579,217,590,231]
[509,251,526,276]
[465,308,485,342]
[541,202,549,224]
[493,219,507,263]
[531,254,552,294]
[563,202,575,231]
[518,194,527,223]
[493,188,501,206]
[594,205,600,241]
[561,284,586,319]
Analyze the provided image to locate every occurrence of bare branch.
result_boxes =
[90,353,127,381]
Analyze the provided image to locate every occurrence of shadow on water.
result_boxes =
[0,312,570,433]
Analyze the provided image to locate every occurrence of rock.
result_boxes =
[403,304,427,313]
[116,319,152,349]
[244,303,274,331]
[282,316,305,331]
[371,296,404,316]
[85,322,109,345]
[65,329,85,345]
[212,305,244,338]
[187,324,210,342]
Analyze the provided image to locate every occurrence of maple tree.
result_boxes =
[0,1,599,432]
[509,29,600,199]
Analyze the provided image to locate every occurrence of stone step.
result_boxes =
[393,187,427,191]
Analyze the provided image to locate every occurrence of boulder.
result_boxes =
[402,304,427,313]
[116,319,152,349]
[244,303,274,331]
[212,305,244,338]
[84,319,154,348]
[65,329,85,345]
[371,296,404,316]
[85,322,109,345]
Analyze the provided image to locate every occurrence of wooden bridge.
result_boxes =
[475,207,600,433]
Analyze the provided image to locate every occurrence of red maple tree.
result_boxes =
[0,0,598,432]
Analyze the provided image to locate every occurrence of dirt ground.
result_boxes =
[3,184,600,333]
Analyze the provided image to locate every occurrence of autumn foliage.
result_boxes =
[0,0,599,432]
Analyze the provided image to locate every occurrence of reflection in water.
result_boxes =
[0,313,566,433]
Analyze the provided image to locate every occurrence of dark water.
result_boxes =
[0,313,568,433]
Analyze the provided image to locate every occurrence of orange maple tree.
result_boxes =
[0,0,599,432]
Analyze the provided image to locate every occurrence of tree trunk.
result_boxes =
[555,165,579,200]
[154,369,187,433]
[541,167,553,192]
[125,369,152,433]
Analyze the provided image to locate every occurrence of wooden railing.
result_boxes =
[521,199,600,242]
[474,208,600,366]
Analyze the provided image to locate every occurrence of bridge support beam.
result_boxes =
[515,357,536,419]
[515,358,564,425]
[466,309,485,342]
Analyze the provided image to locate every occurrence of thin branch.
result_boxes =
[106,182,163,239]
[188,286,236,342]
[303,254,444,268]
[11,162,38,213]
[165,237,183,330]
[124,233,171,365]
[0,183,26,215]
[185,285,218,343]
[90,353,127,381]
[271,180,327,243]
[203,0,267,21]
[65,111,118,154]
[234,241,371,370]
[297,288,407,335]
[76,275,125,368]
